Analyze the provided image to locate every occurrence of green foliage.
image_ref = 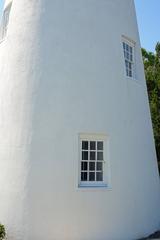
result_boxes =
[142,42,160,172]
[0,224,6,240]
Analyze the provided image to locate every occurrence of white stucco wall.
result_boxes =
[0,0,160,240]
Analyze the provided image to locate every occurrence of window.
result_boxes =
[0,3,12,40]
[123,40,135,78]
[79,134,110,188]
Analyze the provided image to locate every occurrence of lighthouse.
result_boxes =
[0,0,160,239]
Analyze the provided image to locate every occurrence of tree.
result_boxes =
[142,42,160,172]
[0,224,6,240]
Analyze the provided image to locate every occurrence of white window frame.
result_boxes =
[122,36,135,79]
[78,133,110,188]
[0,3,12,41]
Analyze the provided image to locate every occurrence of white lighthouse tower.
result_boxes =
[0,0,160,239]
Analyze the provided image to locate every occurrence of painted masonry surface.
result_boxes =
[0,0,160,239]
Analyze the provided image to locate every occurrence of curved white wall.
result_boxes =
[0,1,42,239]
[3,0,12,8]
[0,1,160,240]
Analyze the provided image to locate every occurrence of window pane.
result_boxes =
[82,151,88,160]
[97,141,103,150]
[90,151,96,160]
[130,46,132,53]
[90,141,96,150]
[129,71,132,77]
[82,141,88,150]
[80,135,106,185]
[89,162,95,171]
[81,172,87,181]
[126,44,129,51]
[97,152,103,160]
[89,172,95,181]
[125,60,128,68]
[96,172,103,181]
[97,162,103,171]
[126,69,129,76]
[123,41,134,78]
[81,162,88,171]
[129,62,132,70]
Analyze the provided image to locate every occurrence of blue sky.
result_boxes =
[0,0,159,52]
[135,0,160,52]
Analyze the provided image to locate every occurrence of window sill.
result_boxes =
[126,76,142,85]
[0,38,5,45]
[77,183,112,191]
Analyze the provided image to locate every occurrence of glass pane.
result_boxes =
[125,60,128,68]
[89,162,95,171]
[81,162,88,171]
[90,151,96,160]
[81,172,87,181]
[82,151,88,160]
[90,141,96,150]
[96,172,103,181]
[126,69,129,76]
[129,62,132,70]
[82,141,88,150]
[97,162,103,171]
[89,172,95,181]
[130,46,132,53]
[126,44,129,51]
[97,152,103,160]
[129,71,132,77]
[123,42,125,49]
[97,141,103,150]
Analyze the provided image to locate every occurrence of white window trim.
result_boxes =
[78,133,111,189]
[0,3,12,41]
[122,35,136,80]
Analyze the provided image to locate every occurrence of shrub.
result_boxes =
[0,224,6,240]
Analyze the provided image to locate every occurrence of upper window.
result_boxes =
[79,133,110,188]
[0,3,12,40]
[123,40,135,78]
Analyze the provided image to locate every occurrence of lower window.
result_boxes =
[79,133,109,187]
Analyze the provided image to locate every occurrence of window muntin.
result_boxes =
[79,134,109,188]
[81,140,104,182]
[123,41,134,78]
